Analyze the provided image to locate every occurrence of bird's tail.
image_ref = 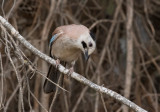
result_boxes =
[43,65,60,93]
[43,62,66,93]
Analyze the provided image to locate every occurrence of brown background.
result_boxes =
[0,0,160,112]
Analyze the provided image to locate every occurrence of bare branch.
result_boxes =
[123,0,134,112]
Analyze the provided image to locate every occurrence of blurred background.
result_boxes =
[0,0,160,112]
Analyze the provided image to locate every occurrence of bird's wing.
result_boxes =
[49,32,63,46]
[49,30,63,57]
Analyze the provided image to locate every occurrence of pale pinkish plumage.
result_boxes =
[50,24,95,62]
[53,24,89,40]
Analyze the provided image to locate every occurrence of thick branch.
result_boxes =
[0,16,147,112]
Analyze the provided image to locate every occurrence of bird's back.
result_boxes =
[53,24,89,39]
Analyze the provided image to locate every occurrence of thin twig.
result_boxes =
[49,73,64,112]
[3,84,19,112]
[94,75,100,112]
[4,29,24,112]
[3,75,25,112]
[100,92,108,112]
[30,91,48,112]
[122,0,134,112]
[0,53,4,108]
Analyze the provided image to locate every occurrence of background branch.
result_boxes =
[123,0,134,112]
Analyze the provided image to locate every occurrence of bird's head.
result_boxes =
[77,31,96,61]
[57,24,96,61]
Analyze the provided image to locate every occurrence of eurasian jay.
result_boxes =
[43,24,96,93]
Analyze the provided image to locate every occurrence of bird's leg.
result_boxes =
[55,59,60,68]
[67,61,75,77]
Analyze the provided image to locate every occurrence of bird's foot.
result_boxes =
[67,67,74,77]
[55,59,60,68]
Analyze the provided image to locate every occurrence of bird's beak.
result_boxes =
[84,49,89,61]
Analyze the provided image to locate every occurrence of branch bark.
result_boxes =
[123,0,134,112]
[0,16,147,112]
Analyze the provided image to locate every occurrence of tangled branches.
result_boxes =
[0,0,160,112]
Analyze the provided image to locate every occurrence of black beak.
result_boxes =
[84,50,89,61]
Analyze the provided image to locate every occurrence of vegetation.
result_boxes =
[0,0,160,112]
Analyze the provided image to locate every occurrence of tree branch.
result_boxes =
[123,0,134,112]
[0,16,147,112]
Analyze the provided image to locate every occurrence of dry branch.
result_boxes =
[123,0,134,112]
[0,16,147,112]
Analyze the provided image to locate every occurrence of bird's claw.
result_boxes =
[67,67,74,77]
[55,59,60,68]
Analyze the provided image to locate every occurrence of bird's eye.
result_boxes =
[81,41,87,48]
[89,42,93,47]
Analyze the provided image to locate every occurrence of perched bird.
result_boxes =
[43,24,96,93]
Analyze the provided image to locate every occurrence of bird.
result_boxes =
[43,24,96,93]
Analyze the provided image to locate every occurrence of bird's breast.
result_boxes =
[51,37,81,62]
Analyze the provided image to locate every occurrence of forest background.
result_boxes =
[0,0,159,112]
